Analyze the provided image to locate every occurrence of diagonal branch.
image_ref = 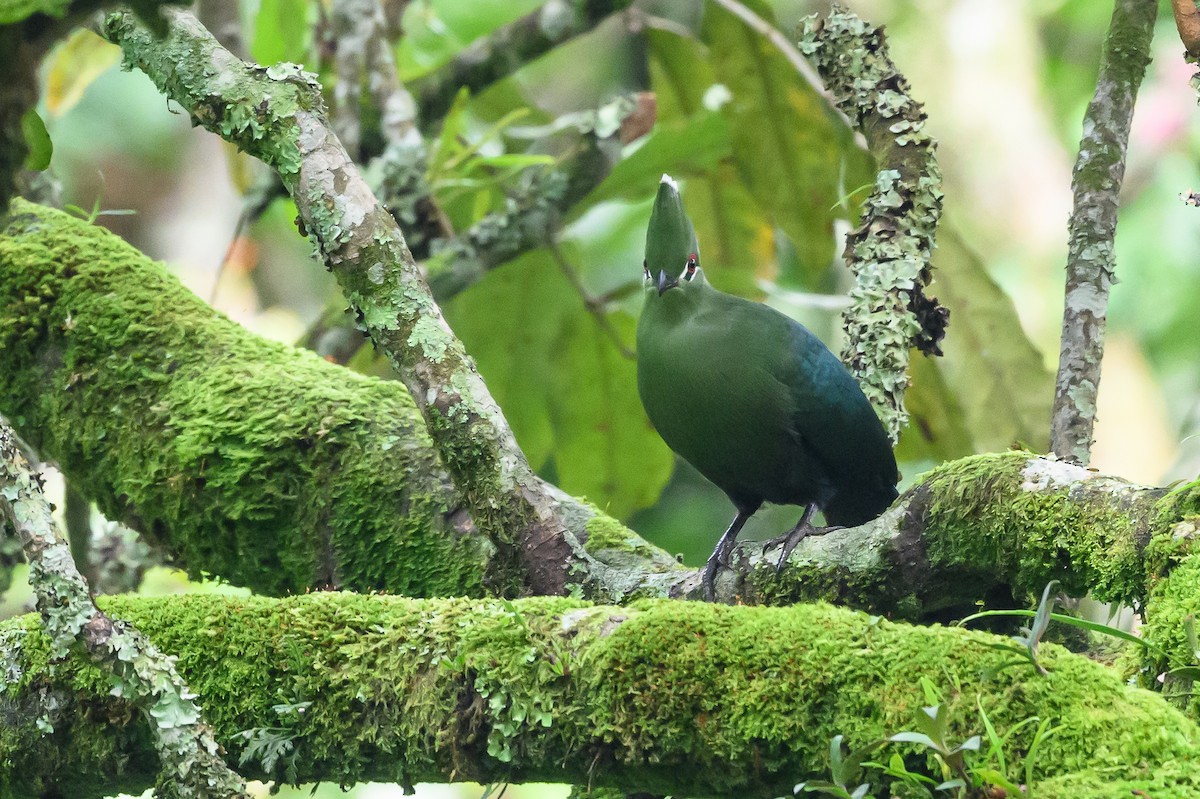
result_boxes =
[409,0,635,125]
[0,420,249,799]
[102,9,580,592]
[1050,0,1157,464]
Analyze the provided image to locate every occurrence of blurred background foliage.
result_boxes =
[7,0,1200,791]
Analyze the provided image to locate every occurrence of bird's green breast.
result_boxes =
[636,288,834,509]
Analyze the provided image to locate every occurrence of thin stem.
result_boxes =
[548,236,636,361]
[1050,0,1157,464]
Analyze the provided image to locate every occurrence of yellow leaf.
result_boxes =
[45,30,121,117]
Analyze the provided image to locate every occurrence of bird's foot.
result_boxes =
[764,522,843,573]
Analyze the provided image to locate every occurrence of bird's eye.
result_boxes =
[682,254,698,281]
[643,260,651,281]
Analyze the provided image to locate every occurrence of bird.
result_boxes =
[636,174,899,601]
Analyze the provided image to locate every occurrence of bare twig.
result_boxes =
[0,421,249,798]
[1050,0,1157,464]
[548,235,636,360]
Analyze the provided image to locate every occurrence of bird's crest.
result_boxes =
[645,174,700,277]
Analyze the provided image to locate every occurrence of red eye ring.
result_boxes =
[686,254,698,275]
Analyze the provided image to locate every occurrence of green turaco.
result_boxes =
[636,174,899,601]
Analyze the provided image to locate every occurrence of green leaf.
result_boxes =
[958,607,1169,659]
[552,308,674,519]
[445,249,564,469]
[887,731,941,750]
[930,227,1055,452]
[446,249,673,519]
[702,0,865,287]
[895,345,975,463]
[682,164,774,298]
[251,0,312,66]
[44,30,121,117]
[20,108,52,171]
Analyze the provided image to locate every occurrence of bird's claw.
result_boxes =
[772,523,843,573]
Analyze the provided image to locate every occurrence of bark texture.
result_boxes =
[1050,0,1157,463]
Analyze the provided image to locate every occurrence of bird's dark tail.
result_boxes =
[823,482,899,528]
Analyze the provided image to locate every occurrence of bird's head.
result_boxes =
[643,174,704,301]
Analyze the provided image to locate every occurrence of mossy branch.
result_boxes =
[5,202,1200,614]
[0,200,681,600]
[0,421,250,798]
[2,594,1198,798]
[101,8,579,593]
[1049,0,1157,464]
[798,6,947,444]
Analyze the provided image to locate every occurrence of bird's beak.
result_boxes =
[656,270,677,296]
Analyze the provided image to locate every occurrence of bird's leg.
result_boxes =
[703,509,755,602]
[769,503,842,572]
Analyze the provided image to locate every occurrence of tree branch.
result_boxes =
[1172,0,1200,56]
[1049,0,1157,464]
[798,6,948,443]
[409,0,635,125]
[5,205,1199,614]
[2,593,1198,798]
[102,9,580,593]
[0,421,249,799]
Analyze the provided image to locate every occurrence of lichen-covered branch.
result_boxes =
[329,0,420,161]
[102,9,578,593]
[798,6,947,443]
[409,0,635,125]
[2,594,1198,799]
[0,421,249,799]
[1049,0,1156,464]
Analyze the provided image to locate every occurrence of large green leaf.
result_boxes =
[44,30,121,117]
[445,249,563,469]
[446,248,673,519]
[251,0,312,66]
[895,350,974,465]
[929,227,1055,453]
[702,0,858,287]
[552,309,673,519]
[682,163,773,298]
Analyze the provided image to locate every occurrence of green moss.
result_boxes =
[1139,551,1200,716]
[0,201,504,597]
[1,595,1197,797]
[919,452,1147,605]
[582,511,647,557]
